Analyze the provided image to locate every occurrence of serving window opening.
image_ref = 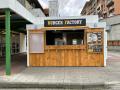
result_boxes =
[46,30,85,45]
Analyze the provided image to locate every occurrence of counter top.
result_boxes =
[45,45,86,50]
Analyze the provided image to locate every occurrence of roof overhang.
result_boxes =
[0,0,43,24]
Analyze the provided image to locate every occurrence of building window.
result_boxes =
[0,31,20,57]
[0,33,5,57]
[11,33,20,54]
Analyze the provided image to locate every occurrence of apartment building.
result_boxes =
[81,0,120,19]
[107,0,120,16]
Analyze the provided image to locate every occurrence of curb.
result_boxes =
[0,82,117,89]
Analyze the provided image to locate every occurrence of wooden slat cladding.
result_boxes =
[28,28,104,67]
[29,47,104,67]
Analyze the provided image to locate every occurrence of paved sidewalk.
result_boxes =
[0,51,120,89]
[0,53,27,76]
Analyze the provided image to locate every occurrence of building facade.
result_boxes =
[17,0,48,17]
[49,0,59,17]
[0,0,47,58]
[81,0,120,19]
[100,15,120,51]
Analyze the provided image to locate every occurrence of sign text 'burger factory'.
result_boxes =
[44,19,86,27]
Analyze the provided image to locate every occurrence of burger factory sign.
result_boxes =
[44,19,86,27]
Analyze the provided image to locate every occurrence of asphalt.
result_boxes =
[0,51,120,89]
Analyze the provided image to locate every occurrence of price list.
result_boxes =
[87,32,103,53]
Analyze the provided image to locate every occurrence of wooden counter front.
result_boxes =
[29,45,104,67]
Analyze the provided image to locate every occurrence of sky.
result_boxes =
[38,0,89,16]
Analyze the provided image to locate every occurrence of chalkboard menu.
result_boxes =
[87,32,103,53]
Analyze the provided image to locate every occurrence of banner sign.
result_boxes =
[44,19,86,27]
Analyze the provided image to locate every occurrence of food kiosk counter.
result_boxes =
[27,26,104,67]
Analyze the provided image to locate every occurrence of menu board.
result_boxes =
[87,32,103,53]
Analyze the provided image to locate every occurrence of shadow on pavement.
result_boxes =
[0,53,27,76]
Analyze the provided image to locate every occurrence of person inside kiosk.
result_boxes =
[46,30,84,45]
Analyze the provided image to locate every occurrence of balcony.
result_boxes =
[31,9,45,17]
[108,5,114,12]
[97,5,101,13]
[17,0,45,17]
[107,0,114,7]
[103,10,107,14]
[17,0,33,10]
[108,13,114,17]
[97,4,101,11]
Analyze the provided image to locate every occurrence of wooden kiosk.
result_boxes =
[27,19,105,67]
